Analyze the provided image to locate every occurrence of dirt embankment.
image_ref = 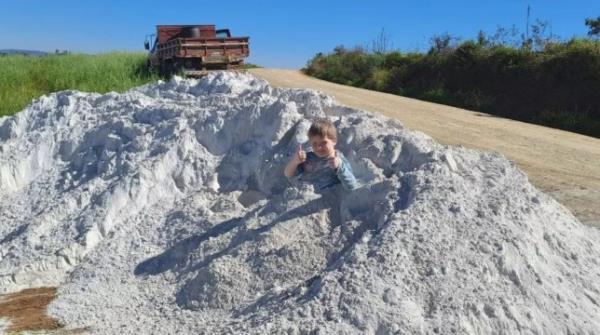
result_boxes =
[250,68,600,228]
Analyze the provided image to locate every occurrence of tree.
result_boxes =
[477,30,488,47]
[428,32,460,54]
[371,27,393,54]
[333,45,347,56]
[585,16,600,37]
[488,25,520,47]
[528,19,559,51]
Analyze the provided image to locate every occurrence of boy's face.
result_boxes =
[309,135,336,158]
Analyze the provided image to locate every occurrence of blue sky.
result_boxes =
[0,0,597,68]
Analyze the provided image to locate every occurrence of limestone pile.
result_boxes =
[0,72,599,334]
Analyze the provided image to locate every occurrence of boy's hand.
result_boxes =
[296,144,307,163]
[327,150,341,170]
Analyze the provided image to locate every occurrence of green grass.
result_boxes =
[239,63,261,69]
[0,52,160,117]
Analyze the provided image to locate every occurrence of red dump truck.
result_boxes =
[145,25,250,76]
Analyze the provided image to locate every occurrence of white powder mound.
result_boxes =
[1,72,600,334]
[0,318,8,334]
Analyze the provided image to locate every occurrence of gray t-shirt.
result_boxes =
[291,151,358,191]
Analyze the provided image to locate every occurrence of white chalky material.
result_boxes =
[0,72,599,334]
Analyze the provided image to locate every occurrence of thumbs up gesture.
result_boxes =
[295,144,307,163]
[327,150,341,170]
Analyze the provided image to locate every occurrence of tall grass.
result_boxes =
[0,52,159,117]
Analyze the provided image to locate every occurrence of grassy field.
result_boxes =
[0,52,159,117]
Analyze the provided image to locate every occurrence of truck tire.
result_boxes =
[160,60,173,77]
[172,60,184,76]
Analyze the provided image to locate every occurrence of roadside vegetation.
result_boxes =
[0,52,261,118]
[304,17,600,138]
[0,52,158,117]
[239,63,261,69]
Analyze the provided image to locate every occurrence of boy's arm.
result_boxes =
[284,145,306,178]
[336,155,359,190]
[284,158,302,178]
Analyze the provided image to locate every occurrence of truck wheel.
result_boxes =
[160,60,173,78]
[172,60,184,76]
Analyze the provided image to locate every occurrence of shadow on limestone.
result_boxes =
[134,207,256,277]
[135,124,305,278]
[233,181,396,316]
[173,194,344,308]
[134,194,332,278]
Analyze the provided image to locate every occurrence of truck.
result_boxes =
[144,25,250,77]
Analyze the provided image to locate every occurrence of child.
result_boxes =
[284,119,358,191]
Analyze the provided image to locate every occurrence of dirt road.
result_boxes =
[250,68,600,227]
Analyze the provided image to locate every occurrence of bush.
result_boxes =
[368,68,390,92]
[304,38,600,138]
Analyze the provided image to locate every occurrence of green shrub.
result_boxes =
[304,38,600,138]
[368,68,390,91]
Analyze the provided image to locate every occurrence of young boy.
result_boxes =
[284,119,358,191]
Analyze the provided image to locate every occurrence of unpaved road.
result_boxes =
[250,68,600,227]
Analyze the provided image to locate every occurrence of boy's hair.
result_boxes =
[308,119,337,142]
